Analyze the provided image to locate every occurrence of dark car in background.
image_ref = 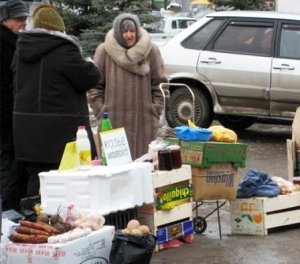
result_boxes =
[159,11,300,129]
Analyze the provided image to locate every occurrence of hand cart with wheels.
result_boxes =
[193,200,227,239]
[158,82,233,240]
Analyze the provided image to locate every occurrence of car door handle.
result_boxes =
[200,58,221,64]
[273,64,295,70]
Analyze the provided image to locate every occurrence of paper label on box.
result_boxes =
[156,183,193,210]
[230,199,265,235]
[156,220,193,244]
[182,149,203,164]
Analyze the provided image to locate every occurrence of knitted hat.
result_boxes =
[33,4,65,32]
[113,13,141,48]
[0,0,28,22]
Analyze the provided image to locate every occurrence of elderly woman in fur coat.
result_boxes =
[87,13,169,160]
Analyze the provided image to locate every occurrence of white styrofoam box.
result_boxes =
[132,162,155,204]
[2,225,114,264]
[39,162,153,215]
[230,192,300,235]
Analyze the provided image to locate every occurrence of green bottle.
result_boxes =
[100,112,113,165]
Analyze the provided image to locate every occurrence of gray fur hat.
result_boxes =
[0,0,28,23]
[113,13,141,48]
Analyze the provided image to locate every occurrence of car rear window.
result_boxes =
[181,19,224,50]
[213,22,274,56]
[279,24,300,59]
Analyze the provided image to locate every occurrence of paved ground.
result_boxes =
[151,122,299,264]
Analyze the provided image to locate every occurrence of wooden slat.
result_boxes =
[265,209,300,229]
[152,165,192,188]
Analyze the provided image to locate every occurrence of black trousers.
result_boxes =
[0,149,20,211]
[18,161,59,197]
[0,154,58,211]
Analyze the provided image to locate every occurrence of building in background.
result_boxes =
[153,0,190,12]
[275,0,300,13]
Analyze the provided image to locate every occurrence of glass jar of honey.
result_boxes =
[158,149,173,171]
[167,145,182,169]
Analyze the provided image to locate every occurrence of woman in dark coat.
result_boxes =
[12,4,100,197]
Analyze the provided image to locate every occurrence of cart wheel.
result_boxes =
[193,216,207,234]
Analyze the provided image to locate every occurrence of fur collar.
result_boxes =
[104,27,152,76]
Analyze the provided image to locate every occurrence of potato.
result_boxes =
[127,219,140,231]
[138,225,151,235]
[130,228,143,236]
[121,228,130,235]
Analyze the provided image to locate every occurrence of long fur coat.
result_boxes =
[87,26,168,160]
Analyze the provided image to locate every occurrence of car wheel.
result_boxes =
[166,86,213,128]
[216,115,257,130]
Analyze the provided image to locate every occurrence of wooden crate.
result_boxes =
[138,165,193,251]
[138,203,193,251]
[230,192,300,235]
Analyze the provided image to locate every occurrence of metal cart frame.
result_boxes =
[158,82,225,239]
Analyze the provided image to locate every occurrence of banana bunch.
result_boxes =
[188,119,198,129]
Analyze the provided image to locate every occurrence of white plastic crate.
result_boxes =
[39,162,154,215]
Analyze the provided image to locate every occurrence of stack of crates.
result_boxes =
[166,138,248,201]
[137,165,194,252]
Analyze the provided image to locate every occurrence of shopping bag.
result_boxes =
[109,230,157,264]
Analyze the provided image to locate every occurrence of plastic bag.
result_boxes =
[109,230,157,264]
[175,126,212,141]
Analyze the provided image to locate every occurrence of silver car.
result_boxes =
[160,11,300,129]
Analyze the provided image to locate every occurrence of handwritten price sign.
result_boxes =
[100,127,132,166]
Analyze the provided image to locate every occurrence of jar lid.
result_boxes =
[167,144,180,150]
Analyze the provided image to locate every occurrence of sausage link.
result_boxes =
[19,220,59,235]
[15,226,51,236]
[10,231,49,243]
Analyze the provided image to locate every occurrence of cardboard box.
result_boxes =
[181,141,247,168]
[192,163,240,201]
[287,107,300,181]
[165,139,248,168]
[230,192,300,235]
[2,225,115,264]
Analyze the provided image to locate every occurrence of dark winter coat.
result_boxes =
[0,24,18,151]
[13,29,100,163]
[87,26,168,160]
